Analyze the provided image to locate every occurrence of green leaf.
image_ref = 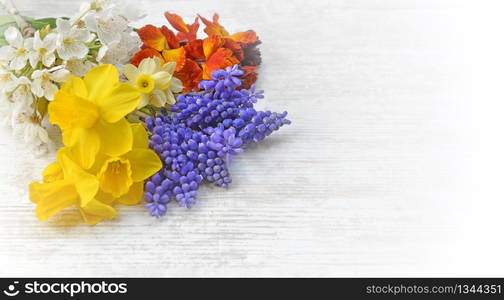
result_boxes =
[26,18,57,30]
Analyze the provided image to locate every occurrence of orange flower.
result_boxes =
[137,25,169,51]
[174,59,202,93]
[223,38,244,61]
[162,47,186,72]
[160,26,180,49]
[184,39,205,60]
[201,36,239,79]
[198,13,229,37]
[198,14,258,44]
[131,13,261,92]
[165,12,199,42]
[131,47,163,66]
[131,25,182,67]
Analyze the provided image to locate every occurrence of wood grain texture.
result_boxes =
[0,0,502,277]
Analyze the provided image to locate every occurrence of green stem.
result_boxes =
[19,65,33,78]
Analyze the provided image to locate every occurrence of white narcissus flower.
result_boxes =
[0,27,33,70]
[29,31,57,68]
[55,18,94,60]
[124,57,183,109]
[64,58,96,77]
[31,68,70,100]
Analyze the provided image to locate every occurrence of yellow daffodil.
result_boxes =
[48,64,141,169]
[29,147,116,225]
[29,124,161,225]
[88,123,162,205]
[124,57,183,109]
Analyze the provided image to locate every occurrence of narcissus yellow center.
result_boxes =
[97,157,133,198]
[136,74,155,94]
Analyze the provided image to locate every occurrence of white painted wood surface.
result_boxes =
[1,0,503,277]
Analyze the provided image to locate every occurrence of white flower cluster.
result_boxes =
[82,0,143,69]
[0,0,143,156]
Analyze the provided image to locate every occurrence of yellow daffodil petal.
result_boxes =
[117,181,144,206]
[96,118,133,157]
[73,169,99,207]
[125,148,162,182]
[49,91,99,130]
[97,157,133,198]
[131,123,149,149]
[62,128,100,169]
[61,129,82,147]
[57,148,100,206]
[60,75,88,99]
[152,71,172,90]
[29,182,43,204]
[79,199,116,226]
[83,64,119,101]
[87,151,108,176]
[42,162,63,183]
[95,190,115,206]
[97,82,140,123]
[29,180,78,221]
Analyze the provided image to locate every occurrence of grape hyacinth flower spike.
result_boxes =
[144,64,290,217]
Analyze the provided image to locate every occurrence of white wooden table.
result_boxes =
[0,0,503,277]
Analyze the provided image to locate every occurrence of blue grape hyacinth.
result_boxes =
[143,65,290,217]
[208,127,244,163]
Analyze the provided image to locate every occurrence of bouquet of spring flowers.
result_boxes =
[0,0,290,225]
